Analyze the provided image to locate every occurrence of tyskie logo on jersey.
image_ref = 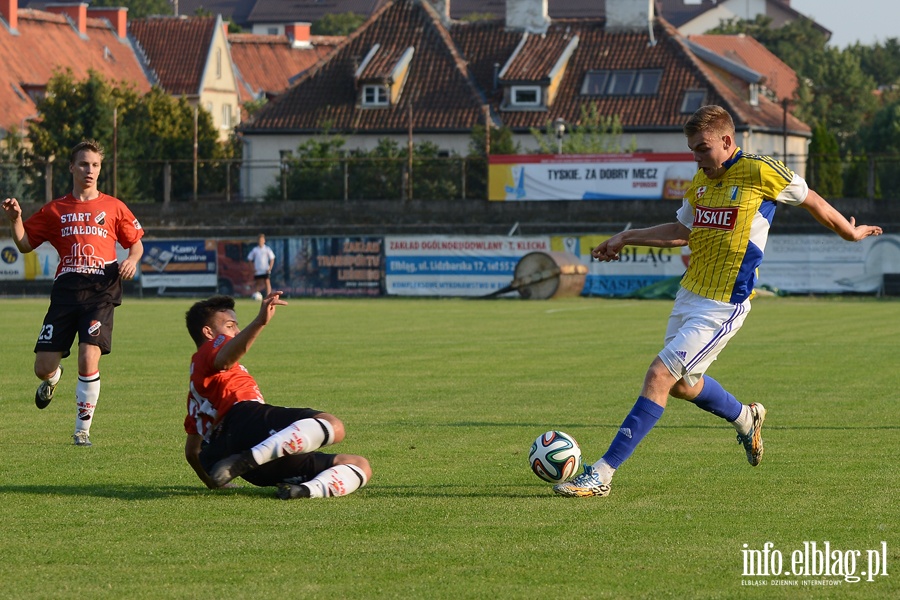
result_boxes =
[693,205,738,230]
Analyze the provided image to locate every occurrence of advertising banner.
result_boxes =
[488,153,695,201]
[759,234,900,293]
[284,237,384,297]
[140,239,217,289]
[559,234,686,297]
[0,240,60,281]
[385,235,551,296]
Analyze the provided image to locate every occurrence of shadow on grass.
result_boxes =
[0,483,556,499]
[0,484,273,500]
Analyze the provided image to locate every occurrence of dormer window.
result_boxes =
[511,85,541,107]
[362,84,389,107]
[680,89,707,114]
[581,69,662,96]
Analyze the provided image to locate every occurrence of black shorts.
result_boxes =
[253,273,270,281]
[35,301,116,358]
[200,401,336,487]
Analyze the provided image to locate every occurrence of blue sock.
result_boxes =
[691,376,742,422]
[602,396,665,469]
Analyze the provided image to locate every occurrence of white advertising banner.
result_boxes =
[759,234,900,293]
[385,235,551,296]
[489,153,696,201]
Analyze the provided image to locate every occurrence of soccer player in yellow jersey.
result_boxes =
[554,105,883,498]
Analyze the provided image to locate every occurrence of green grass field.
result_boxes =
[0,296,896,599]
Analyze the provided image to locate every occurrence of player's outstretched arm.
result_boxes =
[592,222,690,261]
[2,198,34,253]
[213,292,288,371]
[801,190,883,241]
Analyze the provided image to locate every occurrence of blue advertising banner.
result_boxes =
[284,237,384,297]
[140,239,217,289]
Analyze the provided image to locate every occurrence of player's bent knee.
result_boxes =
[336,454,372,482]
[316,413,345,443]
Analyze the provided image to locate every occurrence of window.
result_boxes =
[362,84,388,106]
[222,104,233,128]
[511,86,541,107]
[680,89,706,114]
[607,70,636,95]
[581,69,662,96]
[633,70,662,95]
[580,71,609,95]
[216,48,222,79]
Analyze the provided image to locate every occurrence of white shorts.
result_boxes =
[657,287,751,387]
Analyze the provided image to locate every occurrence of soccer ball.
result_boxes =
[528,430,582,483]
[251,291,263,301]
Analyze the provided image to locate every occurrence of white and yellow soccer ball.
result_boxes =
[528,430,582,483]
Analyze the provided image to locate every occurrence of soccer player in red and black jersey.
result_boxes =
[2,140,144,447]
[184,293,371,499]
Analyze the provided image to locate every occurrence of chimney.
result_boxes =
[46,3,89,37]
[1,0,18,31]
[88,7,128,39]
[285,22,311,48]
[605,0,655,33]
[505,0,549,34]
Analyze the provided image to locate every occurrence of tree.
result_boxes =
[856,99,900,198]
[848,38,900,90]
[807,123,843,197]
[28,69,140,198]
[707,16,876,150]
[119,87,230,201]
[530,104,635,154]
[28,70,233,202]
[0,130,30,200]
[803,48,878,147]
[265,133,347,201]
[312,13,366,36]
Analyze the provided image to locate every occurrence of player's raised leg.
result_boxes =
[209,415,340,487]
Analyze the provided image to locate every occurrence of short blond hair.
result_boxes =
[683,105,735,138]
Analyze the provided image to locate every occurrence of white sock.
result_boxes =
[590,458,616,484]
[249,418,335,465]
[731,405,753,435]
[48,366,62,386]
[303,464,368,498]
[75,371,100,434]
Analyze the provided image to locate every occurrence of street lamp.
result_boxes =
[554,118,566,154]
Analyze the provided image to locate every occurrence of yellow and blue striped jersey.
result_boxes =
[677,148,808,303]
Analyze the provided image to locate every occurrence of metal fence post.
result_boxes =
[163,162,171,206]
